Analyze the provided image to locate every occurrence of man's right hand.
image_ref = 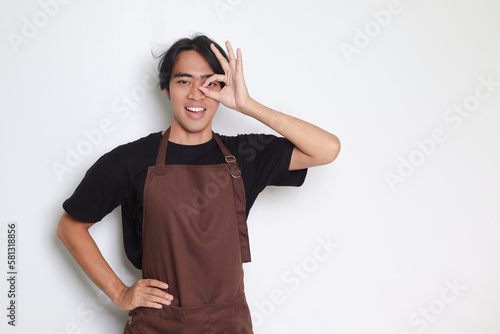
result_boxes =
[114,279,174,311]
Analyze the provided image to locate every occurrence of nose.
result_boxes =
[188,83,205,101]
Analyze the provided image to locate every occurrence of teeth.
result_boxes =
[186,107,205,112]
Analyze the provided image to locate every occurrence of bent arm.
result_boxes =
[241,99,341,170]
[57,212,173,310]
[199,41,340,170]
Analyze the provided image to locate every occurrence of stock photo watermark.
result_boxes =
[213,0,244,21]
[340,0,407,64]
[237,104,292,163]
[250,235,340,328]
[51,67,158,182]
[384,73,499,191]
[7,0,73,54]
[47,265,137,334]
[176,131,289,220]
[5,222,18,326]
[48,289,111,334]
[398,277,467,334]
[177,169,233,218]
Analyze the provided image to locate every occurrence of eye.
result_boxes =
[177,80,190,85]
[207,82,218,87]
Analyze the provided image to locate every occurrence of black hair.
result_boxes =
[157,34,229,92]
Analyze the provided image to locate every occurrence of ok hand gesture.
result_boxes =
[198,41,252,114]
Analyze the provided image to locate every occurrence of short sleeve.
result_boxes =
[63,149,128,223]
[222,133,307,213]
[263,136,307,187]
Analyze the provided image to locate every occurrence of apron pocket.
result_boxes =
[210,294,253,334]
[124,306,200,334]
[123,295,253,334]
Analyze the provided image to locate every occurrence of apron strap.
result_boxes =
[155,127,171,169]
[213,133,242,178]
[156,128,241,179]
[213,133,251,262]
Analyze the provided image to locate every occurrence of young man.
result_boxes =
[57,34,340,333]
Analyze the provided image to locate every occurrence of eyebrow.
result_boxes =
[173,72,214,79]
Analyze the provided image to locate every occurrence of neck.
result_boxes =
[167,123,213,145]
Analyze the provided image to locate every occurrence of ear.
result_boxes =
[163,88,170,99]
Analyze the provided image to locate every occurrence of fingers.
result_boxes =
[202,74,225,88]
[143,278,169,290]
[211,41,241,72]
[142,279,173,305]
[224,41,244,78]
[117,279,174,311]
[143,287,172,309]
[198,85,220,101]
[204,40,245,110]
[225,41,236,67]
[199,74,225,100]
[236,47,243,72]
[210,43,230,73]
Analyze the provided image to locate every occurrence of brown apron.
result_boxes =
[124,128,253,334]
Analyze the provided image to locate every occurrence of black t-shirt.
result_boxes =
[63,131,307,269]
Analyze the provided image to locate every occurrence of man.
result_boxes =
[57,34,340,333]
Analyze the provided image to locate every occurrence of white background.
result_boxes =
[1,0,500,333]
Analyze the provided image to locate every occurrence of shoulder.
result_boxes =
[84,131,162,179]
[113,131,162,157]
[216,132,278,145]
[99,132,162,165]
[216,133,291,161]
[63,132,163,223]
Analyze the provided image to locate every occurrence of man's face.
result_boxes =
[164,50,222,138]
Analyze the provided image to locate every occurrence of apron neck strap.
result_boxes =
[213,133,242,178]
[155,127,171,168]
[155,128,241,178]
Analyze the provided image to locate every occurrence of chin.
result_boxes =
[179,121,211,134]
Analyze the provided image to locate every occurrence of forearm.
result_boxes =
[57,212,173,311]
[57,213,126,304]
[240,98,340,166]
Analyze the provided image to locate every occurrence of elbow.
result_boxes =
[56,212,77,244]
[322,135,341,165]
[57,213,94,245]
[57,217,66,243]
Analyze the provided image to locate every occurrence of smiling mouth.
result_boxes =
[185,106,206,119]
[185,107,206,113]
